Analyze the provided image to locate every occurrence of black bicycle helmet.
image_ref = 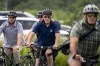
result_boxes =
[83,4,99,14]
[8,11,17,17]
[43,9,52,16]
[37,11,43,16]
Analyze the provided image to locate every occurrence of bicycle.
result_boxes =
[30,44,56,66]
[73,54,100,66]
[0,47,6,66]
[0,47,14,66]
[20,45,35,66]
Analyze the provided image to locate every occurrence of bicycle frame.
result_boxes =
[30,44,55,66]
[78,55,100,66]
[72,54,100,66]
[0,47,6,66]
[81,57,100,66]
[20,46,36,66]
[0,47,14,66]
[38,48,47,66]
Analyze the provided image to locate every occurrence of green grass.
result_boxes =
[56,51,68,66]
[54,36,69,66]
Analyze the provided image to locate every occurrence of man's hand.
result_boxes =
[73,54,81,60]
[26,43,31,47]
[45,48,52,56]
[16,45,21,50]
[53,44,58,49]
[13,45,21,50]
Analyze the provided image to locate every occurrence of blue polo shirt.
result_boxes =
[32,20,60,46]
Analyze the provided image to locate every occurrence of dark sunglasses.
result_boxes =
[8,16,16,19]
[87,14,97,18]
[44,16,51,18]
[38,15,43,18]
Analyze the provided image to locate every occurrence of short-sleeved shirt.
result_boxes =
[70,19,100,58]
[32,20,60,46]
[0,20,24,48]
[31,21,41,30]
[31,21,41,44]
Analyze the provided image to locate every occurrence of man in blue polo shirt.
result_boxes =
[26,9,60,66]
[25,10,43,42]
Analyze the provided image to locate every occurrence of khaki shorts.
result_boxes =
[4,46,22,64]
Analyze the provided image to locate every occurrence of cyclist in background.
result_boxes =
[26,9,60,66]
[69,4,100,66]
[0,11,24,66]
[25,10,43,42]
[37,10,44,21]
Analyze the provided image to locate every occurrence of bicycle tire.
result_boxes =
[24,63,33,66]
[23,61,34,66]
[38,56,48,66]
[21,55,35,66]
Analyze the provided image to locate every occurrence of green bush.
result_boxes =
[56,51,68,66]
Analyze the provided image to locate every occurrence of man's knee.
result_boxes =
[69,61,81,66]
[68,54,81,66]
[13,46,21,53]
[35,58,40,66]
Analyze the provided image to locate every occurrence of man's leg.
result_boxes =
[12,46,22,66]
[46,55,53,66]
[35,49,40,66]
[68,54,81,66]
[4,48,12,65]
[45,49,53,66]
[35,58,40,66]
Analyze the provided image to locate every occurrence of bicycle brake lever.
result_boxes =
[80,57,86,62]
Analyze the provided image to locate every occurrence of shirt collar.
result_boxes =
[6,20,17,27]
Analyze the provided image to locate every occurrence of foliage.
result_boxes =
[0,0,100,25]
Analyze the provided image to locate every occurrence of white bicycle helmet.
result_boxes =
[8,11,17,17]
[37,11,43,16]
[43,9,52,16]
[83,4,99,14]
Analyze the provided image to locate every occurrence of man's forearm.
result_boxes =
[70,37,78,54]
[27,32,35,44]
[25,31,31,41]
[17,34,23,46]
[55,33,60,45]
[70,43,77,54]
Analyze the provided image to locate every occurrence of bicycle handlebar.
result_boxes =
[73,54,100,63]
[30,44,53,49]
[0,47,4,50]
[30,44,55,56]
[29,41,70,56]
